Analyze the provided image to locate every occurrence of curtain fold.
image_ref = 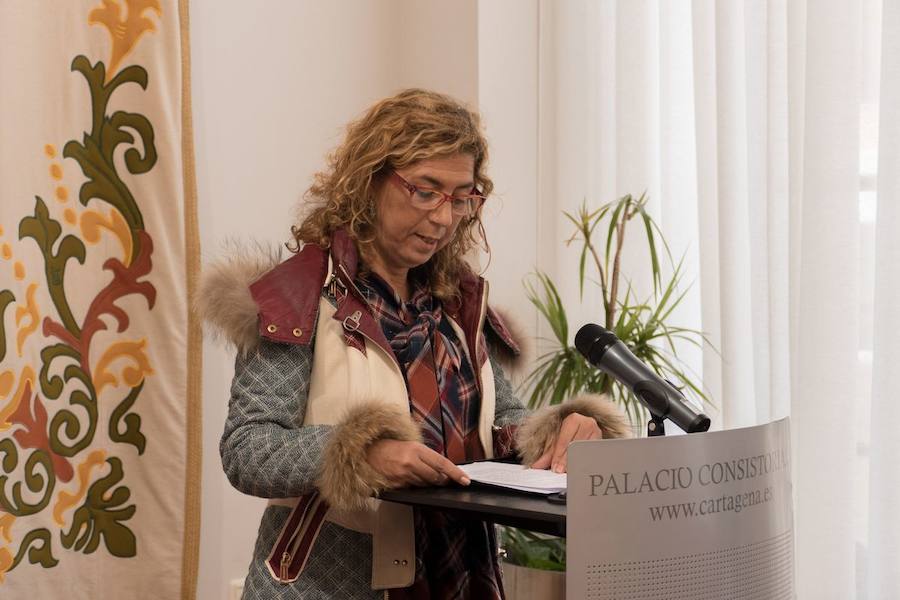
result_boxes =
[867,0,900,594]
[793,2,862,596]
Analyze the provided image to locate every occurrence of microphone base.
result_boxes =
[647,416,666,437]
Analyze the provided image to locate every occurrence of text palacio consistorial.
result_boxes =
[588,448,789,497]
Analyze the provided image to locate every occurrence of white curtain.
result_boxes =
[541,0,900,597]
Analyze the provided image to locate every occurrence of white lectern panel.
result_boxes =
[567,418,793,599]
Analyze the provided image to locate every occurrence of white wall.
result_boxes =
[189,1,515,598]
[477,0,542,366]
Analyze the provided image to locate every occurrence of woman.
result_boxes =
[199,89,631,599]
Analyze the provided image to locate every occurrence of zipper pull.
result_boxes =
[280,551,291,581]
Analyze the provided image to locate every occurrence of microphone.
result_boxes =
[574,323,711,434]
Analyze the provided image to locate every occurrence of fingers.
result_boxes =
[402,471,432,487]
[371,440,437,487]
[443,461,471,486]
[552,414,603,473]
[550,415,581,473]
[530,448,553,470]
[371,441,475,488]
[419,450,471,486]
[570,416,601,443]
[414,461,448,486]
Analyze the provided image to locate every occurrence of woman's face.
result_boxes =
[370,153,475,275]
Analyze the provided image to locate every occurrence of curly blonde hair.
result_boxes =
[291,88,493,300]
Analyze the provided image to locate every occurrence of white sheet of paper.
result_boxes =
[460,461,567,494]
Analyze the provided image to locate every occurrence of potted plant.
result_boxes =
[501,527,566,599]
[500,193,712,598]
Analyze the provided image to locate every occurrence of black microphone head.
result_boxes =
[574,324,620,364]
[687,414,712,433]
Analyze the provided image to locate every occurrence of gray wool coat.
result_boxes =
[221,338,530,599]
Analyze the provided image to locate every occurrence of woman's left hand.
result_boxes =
[530,413,602,473]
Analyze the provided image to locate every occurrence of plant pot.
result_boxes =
[502,561,565,600]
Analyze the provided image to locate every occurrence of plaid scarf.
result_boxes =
[357,273,504,600]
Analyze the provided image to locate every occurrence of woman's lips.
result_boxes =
[415,233,439,247]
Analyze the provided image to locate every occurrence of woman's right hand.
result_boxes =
[366,439,471,488]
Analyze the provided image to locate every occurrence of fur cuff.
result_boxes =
[194,240,282,354]
[516,394,632,465]
[317,403,423,511]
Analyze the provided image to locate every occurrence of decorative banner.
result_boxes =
[0,1,201,598]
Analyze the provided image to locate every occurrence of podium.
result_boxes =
[382,419,794,600]
[567,417,794,599]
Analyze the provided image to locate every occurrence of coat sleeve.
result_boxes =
[490,351,530,427]
[220,339,330,498]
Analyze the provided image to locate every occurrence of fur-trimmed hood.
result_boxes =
[194,240,282,354]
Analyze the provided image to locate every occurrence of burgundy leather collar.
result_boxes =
[248,229,520,359]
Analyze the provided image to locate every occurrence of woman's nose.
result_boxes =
[429,199,454,226]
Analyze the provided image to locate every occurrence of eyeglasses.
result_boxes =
[389,171,486,217]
